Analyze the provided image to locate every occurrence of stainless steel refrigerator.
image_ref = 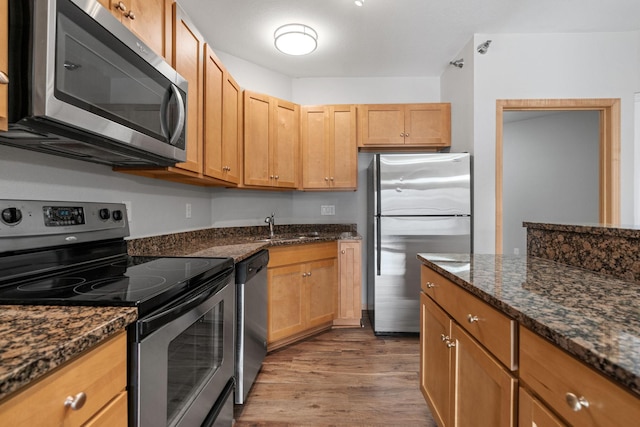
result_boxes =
[367,153,471,334]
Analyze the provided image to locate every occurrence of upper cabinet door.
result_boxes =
[172,3,204,174]
[329,105,357,189]
[358,104,405,146]
[301,106,329,189]
[404,103,451,146]
[101,0,173,60]
[272,99,299,189]
[221,72,241,184]
[0,0,7,131]
[243,91,272,187]
[203,44,224,179]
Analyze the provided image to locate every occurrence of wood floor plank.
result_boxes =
[234,316,437,427]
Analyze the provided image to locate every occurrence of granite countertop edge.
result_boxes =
[417,253,640,398]
[0,306,138,401]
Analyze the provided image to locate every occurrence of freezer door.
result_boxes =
[378,153,470,216]
[373,216,470,333]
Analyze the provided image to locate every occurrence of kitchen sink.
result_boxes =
[254,232,321,242]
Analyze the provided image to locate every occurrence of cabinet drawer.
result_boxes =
[520,326,640,427]
[0,332,127,427]
[84,390,128,427]
[268,241,337,267]
[421,265,516,370]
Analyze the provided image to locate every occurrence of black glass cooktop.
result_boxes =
[0,255,234,316]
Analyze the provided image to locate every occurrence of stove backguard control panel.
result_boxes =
[0,200,130,252]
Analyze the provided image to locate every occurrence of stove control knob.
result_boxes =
[1,207,23,225]
[112,210,123,221]
[98,208,111,220]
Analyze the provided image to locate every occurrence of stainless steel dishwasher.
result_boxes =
[235,249,269,404]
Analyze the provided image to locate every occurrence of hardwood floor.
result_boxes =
[234,316,437,427]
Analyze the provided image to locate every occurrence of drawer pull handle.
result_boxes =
[64,392,87,411]
[440,334,450,342]
[426,282,436,289]
[565,393,589,411]
[467,314,480,323]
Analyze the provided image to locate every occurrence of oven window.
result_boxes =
[166,301,224,425]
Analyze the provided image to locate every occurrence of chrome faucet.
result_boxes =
[265,212,275,238]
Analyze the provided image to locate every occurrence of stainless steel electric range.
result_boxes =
[0,200,236,427]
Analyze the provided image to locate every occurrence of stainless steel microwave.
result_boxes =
[1,0,187,167]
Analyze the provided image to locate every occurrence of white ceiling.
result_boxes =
[177,0,640,78]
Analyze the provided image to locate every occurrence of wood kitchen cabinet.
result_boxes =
[519,326,640,427]
[115,4,240,187]
[301,105,357,190]
[98,0,173,61]
[334,239,362,327]
[267,242,337,350]
[420,265,517,426]
[202,44,242,184]
[519,387,565,427]
[358,103,451,148]
[0,0,7,132]
[0,332,127,426]
[244,91,299,189]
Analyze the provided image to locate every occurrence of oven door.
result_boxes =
[134,275,235,427]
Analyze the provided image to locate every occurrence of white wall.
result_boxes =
[0,145,213,239]
[291,77,441,105]
[440,38,475,154]
[466,31,640,253]
[502,111,600,255]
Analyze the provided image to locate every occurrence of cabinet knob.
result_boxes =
[467,314,480,323]
[440,334,450,342]
[0,71,8,85]
[325,177,329,181]
[341,250,346,254]
[565,393,589,412]
[405,133,409,137]
[426,281,436,289]
[125,10,136,20]
[115,1,127,12]
[307,271,312,276]
[64,392,87,411]
[400,133,405,137]
[270,175,274,179]
[446,341,456,348]
[302,273,307,277]
[275,175,279,180]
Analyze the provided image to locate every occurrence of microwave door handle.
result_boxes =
[168,84,186,146]
[160,84,186,146]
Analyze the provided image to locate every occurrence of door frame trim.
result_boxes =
[495,98,621,254]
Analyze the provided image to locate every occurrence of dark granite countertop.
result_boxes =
[0,305,137,401]
[128,225,361,262]
[417,253,640,398]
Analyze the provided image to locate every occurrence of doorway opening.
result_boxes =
[495,98,621,254]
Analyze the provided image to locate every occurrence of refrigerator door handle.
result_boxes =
[376,216,381,276]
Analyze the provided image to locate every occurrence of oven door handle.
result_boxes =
[137,273,230,338]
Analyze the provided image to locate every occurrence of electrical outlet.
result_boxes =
[321,205,335,215]
[186,203,192,219]
[122,201,132,222]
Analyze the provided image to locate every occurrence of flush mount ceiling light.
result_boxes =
[274,23,318,56]
[355,0,365,6]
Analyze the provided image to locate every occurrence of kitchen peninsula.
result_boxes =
[419,222,640,426]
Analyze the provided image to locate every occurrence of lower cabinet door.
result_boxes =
[519,387,566,427]
[420,293,452,427]
[306,258,337,328]
[267,264,304,343]
[452,323,516,427]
